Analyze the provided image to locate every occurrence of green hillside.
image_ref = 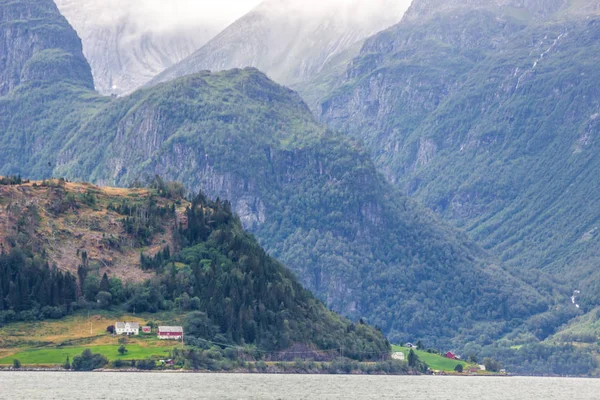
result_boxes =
[317,0,600,326]
[391,345,470,372]
[0,180,390,358]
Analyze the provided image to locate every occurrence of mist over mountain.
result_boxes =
[148,0,412,88]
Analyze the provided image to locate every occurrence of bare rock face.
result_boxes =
[54,0,218,95]
[148,0,411,88]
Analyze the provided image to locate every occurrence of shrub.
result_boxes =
[136,359,156,370]
[71,349,108,371]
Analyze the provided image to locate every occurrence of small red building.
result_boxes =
[142,326,151,333]
[158,326,183,340]
[445,351,457,360]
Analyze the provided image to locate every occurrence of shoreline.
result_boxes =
[0,367,515,377]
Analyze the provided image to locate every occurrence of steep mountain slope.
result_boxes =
[0,0,548,347]
[54,0,218,95]
[317,0,600,305]
[148,0,410,88]
[56,69,548,345]
[0,0,93,96]
[0,178,390,356]
[0,0,107,178]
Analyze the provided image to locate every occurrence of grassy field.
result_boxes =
[0,343,177,365]
[392,346,470,372]
[0,311,182,365]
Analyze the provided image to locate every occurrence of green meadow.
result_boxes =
[392,346,470,372]
[0,344,176,365]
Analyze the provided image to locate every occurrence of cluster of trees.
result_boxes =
[0,175,27,185]
[119,193,391,359]
[71,349,108,371]
[0,248,77,324]
[108,196,176,245]
[140,247,170,271]
[482,343,598,376]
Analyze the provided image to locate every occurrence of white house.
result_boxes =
[115,322,140,335]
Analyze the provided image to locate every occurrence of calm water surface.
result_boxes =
[1,373,599,399]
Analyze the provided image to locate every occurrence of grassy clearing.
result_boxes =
[392,346,470,372]
[0,343,178,365]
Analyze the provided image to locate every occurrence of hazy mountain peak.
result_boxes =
[53,0,234,95]
[148,0,412,88]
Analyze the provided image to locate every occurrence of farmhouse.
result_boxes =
[115,322,140,335]
[158,326,183,340]
[445,351,457,360]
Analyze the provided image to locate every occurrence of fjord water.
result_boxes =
[1,373,599,399]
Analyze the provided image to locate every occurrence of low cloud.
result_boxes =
[56,0,413,33]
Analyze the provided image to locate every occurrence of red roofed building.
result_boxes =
[158,326,183,340]
[445,351,457,360]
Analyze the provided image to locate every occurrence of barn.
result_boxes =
[157,326,183,340]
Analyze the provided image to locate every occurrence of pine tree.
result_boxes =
[100,272,110,292]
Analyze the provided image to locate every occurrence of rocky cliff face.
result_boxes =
[148,0,410,88]
[317,0,600,303]
[0,0,93,95]
[54,0,217,95]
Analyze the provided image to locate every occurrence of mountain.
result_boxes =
[316,0,600,306]
[54,0,218,95]
[0,0,549,349]
[147,0,410,89]
[0,0,93,96]
[0,0,106,178]
[0,178,390,356]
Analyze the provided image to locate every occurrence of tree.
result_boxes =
[63,356,71,370]
[483,357,502,372]
[83,275,100,302]
[408,349,418,367]
[12,359,21,369]
[454,364,463,373]
[71,349,108,371]
[118,345,128,355]
[106,325,115,334]
[99,273,110,292]
[96,291,112,309]
[136,359,156,370]
[468,354,478,364]
[416,340,424,350]
[184,311,216,340]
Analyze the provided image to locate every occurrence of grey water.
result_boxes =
[1,372,599,399]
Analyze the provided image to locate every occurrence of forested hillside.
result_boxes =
[317,0,600,306]
[0,0,550,348]
[0,178,390,356]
